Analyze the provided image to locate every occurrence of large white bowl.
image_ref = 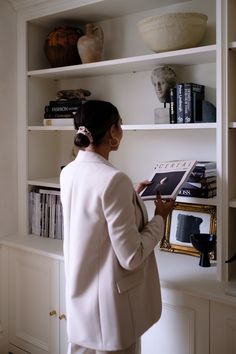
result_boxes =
[137,12,208,53]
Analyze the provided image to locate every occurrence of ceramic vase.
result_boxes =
[77,23,104,63]
[44,26,83,67]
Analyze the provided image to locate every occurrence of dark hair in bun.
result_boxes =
[74,100,120,148]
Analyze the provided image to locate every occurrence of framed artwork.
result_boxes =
[159,202,217,256]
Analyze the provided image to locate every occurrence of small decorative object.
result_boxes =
[151,66,176,124]
[56,89,91,101]
[137,12,208,53]
[44,26,84,67]
[159,202,216,257]
[202,100,216,122]
[190,233,216,267]
[77,23,104,63]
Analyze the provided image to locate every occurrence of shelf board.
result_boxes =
[28,126,74,131]
[229,41,236,50]
[123,123,217,130]
[28,0,189,26]
[28,45,216,79]
[28,177,60,188]
[229,199,236,208]
[229,122,236,128]
[28,123,217,132]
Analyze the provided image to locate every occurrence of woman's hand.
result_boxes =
[154,193,175,221]
[136,180,152,194]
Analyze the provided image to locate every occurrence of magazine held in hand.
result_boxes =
[140,160,197,200]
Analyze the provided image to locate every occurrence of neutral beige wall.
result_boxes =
[0,1,18,236]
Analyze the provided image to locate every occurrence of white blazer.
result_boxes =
[60,150,164,351]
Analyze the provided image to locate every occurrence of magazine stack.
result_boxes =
[28,188,63,239]
[178,161,216,198]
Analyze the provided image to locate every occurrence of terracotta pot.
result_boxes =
[77,23,104,63]
[44,26,84,67]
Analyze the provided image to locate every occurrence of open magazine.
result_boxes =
[139,160,197,200]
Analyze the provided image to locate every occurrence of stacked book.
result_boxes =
[170,82,205,124]
[29,188,63,239]
[43,99,82,126]
[178,161,216,198]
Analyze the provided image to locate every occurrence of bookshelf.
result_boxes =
[18,0,219,258]
[18,0,236,291]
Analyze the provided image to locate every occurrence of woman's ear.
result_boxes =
[109,123,117,138]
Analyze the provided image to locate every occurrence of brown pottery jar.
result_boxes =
[44,26,84,67]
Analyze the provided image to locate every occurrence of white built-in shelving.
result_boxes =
[16,0,224,284]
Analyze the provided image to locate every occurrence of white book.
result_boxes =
[140,160,197,200]
[43,118,74,126]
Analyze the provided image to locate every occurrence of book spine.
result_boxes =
[43,118,74,126]
[49,100,82,107]
[182,181,217,189]
[44,112,76,118]
[178,188,216,198]
[187,175,216,183]
[176,84,184,123]
[184,83,193,123]
[184,83,205,123]
[169,87,177,124]
[45,104,81,113]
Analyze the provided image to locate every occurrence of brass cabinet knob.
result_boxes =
[59,314,66,320]
[49,310,57,317]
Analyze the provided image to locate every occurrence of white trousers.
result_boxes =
[68,339,141,354]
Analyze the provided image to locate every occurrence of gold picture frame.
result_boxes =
[159,202,217,256]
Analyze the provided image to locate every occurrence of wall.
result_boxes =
[0,1,18,236]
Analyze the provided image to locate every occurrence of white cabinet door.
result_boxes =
[210,300,236,354]
[8,249,60,354]
[141,288,210,354]
[59,261,68,354]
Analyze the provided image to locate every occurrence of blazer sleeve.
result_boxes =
[103,171,164,270]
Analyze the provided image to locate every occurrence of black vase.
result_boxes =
[190,233,216,267]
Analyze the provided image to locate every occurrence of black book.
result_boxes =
[44,112,76,118]
[178,187,216,198]
[182,181,217,190]
[169,87,177,124]
[195,161,217,170]
[190,170,216,179]
[187,175,216,183]
[184,83,205,123]
[49,100,82,107]
[45,104,81,113]
[176,83,184,123]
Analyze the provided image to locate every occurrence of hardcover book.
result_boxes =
[178,187,216,198]
[139,160,197,200]
[48,99,82,107]
[184,83,205,123]
[45,104,81,113]
[43,118,74,126]
[193,161,216,171]
[176,83,184,123]
[169,87,177,124]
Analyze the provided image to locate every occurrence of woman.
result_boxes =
[60,100,174,354]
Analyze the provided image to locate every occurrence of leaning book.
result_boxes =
[140,160,197,200]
